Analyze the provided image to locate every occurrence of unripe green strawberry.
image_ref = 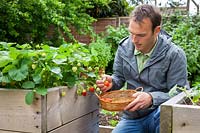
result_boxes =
[72,66,77,72]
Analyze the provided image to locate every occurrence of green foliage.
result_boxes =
[0,41,110,104]
[101,25,129,74]
[0,0,99,46]
[89,36,112,69]
[25,91,34,105]
[163,15,200,84]
[108,119,119,127]
[0,0,133,47]
[169,83,200,105]
[86,0,133,18]
[104,25,129,57]
[190,82,200,104]
[101,109,118,116]
[101,109,119,127]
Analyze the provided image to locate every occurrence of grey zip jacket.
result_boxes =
[111,31,188,119]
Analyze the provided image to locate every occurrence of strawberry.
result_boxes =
[61,91,66,97]
[89,87,95,92]
[82,89,87,96]
[104,80,110,87]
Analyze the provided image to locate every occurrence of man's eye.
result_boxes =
[138,34,145,37]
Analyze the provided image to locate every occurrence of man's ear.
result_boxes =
[154,26,161,35]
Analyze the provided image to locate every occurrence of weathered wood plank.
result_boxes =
[46,86,99,131]
[0,130,21,133]
[0,86,99,133]
[48,110,99,133]
[172,104,200,133]
[41,95,47,133]
[0,88,42,133]
[160,92,200,133]
[160,105,172,133]
[160,92,186,133]
[162,92,186,106]
[99,125,114,133]
[46,88,62,131]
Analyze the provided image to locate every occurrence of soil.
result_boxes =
[99,109,121,126]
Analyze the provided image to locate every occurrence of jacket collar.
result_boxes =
[119,32,172,72]
[120,33,171,59]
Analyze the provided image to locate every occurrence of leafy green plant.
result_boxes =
[0,41,109,104]
[190,82,200,104]
[169,83,200,106]
[86,0,133,18]
[101,109,118,116]
[104,25,129,57]
[101,25,129,74]
[163,15,200,85]
[89,36,112,69]
[0,0,111,46]
[100,109,119,127]
[108,119,119,127]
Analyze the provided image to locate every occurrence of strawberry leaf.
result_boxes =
[25,91,34,105]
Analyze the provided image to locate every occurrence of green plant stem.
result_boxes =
[179,87,196,105]
[183,90,196,105]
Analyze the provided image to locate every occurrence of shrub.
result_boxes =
[163,15,200,84]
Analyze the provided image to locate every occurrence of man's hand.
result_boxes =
[124,92,153,111]
[96,75,112,92]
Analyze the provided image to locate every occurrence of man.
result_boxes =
[96,4,188,133]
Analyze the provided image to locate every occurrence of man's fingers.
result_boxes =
[124,92,153,111]
[139,105,144,109]
[96,78,112,92]
[124,97,139,110]
[132,92,141,98]
[101,86,109,92]
[124,102,142,111]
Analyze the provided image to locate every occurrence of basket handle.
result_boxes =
[135,87,143,92]
[94,92,101,99]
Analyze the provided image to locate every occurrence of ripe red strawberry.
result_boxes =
[89,87,95,92]
[104,80,110,87]
[82,89,87,96]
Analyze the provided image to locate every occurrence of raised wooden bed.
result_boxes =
[0,86,99,133]
[99,125,114,133]
[160,92,200,133]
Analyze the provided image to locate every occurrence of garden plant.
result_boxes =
[0,41,111,105]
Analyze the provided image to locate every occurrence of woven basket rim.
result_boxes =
[99,89,138,111]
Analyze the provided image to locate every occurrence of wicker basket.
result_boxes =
[99,89,137,111]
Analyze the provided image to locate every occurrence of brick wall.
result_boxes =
[71,6,188,44]
[71,17,130,44]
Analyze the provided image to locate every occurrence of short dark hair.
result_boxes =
[130,4,162,31]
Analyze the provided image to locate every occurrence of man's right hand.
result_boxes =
[96,75,112,92]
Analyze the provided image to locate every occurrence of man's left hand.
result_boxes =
[124,92,153,111]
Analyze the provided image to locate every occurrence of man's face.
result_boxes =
[128,18,160,53]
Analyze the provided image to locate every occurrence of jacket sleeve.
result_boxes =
[149,45,188,106]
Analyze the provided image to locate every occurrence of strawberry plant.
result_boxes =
[0,41,111,104]
[169,82,200,106]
